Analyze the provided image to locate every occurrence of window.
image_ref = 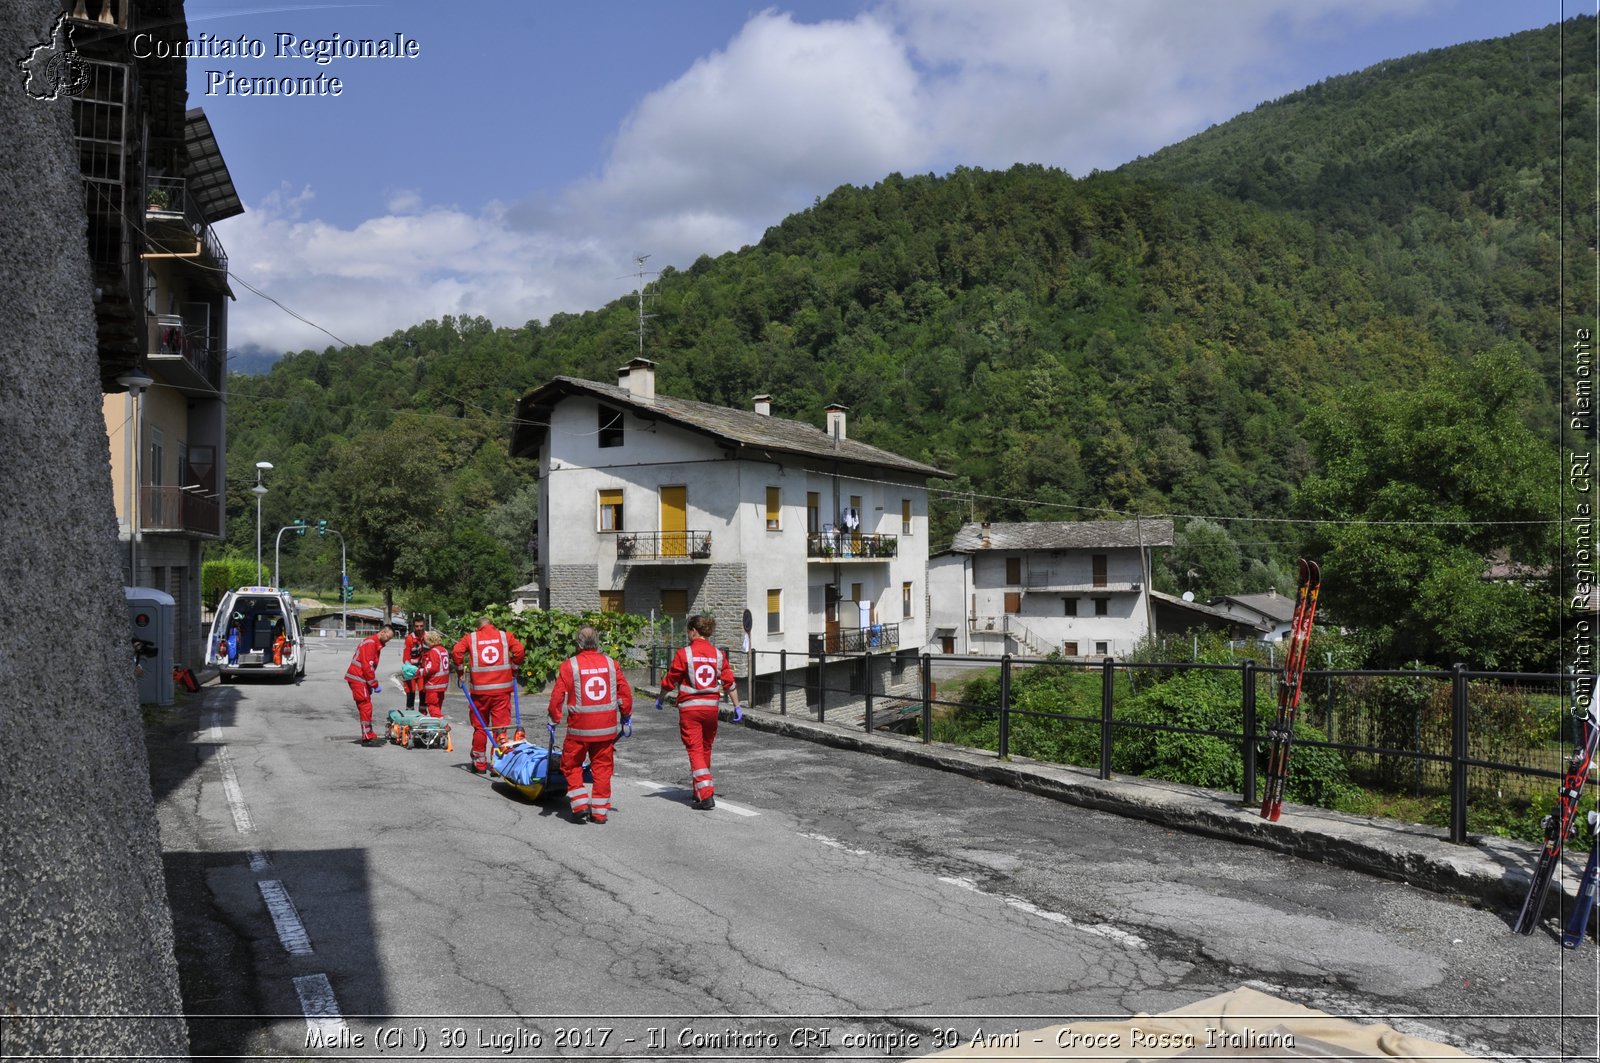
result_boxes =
[901,499,912,534]
[1063,641,1079,657]
[767,589,781,634]
[1005,557,1022,585]
[766,487,781,531]
[660,589,688,618]
[1004,591,1021,614]
[807,492,821,534]
[1092,553,1108,588]
[1095,641,1110,657]
[598,405,624,448]
[599,590,625,613]
[1093,597,1110,616]
[902,581,913,618]
[1062,598,1078,617]
[598,489,624,531]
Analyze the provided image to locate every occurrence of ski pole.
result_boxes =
[1562,811,1600,949]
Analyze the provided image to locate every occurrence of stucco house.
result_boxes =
[1207,588,1299,642]
[508,359,952,677]
[928,519,1174,658]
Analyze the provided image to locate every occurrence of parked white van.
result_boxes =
[207,586,306,682]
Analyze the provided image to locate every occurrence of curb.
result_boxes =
[671,694,1555,914]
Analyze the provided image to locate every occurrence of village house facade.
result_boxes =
[73,0,242,666]
[509,360,952,677]
[927,519,1174,658]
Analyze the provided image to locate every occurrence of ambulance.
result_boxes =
[206,586,306,682]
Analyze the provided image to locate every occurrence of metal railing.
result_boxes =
[727,649,1587,846]
[614,530,713,561]
[808,623,899,654]
[806,531,898,559]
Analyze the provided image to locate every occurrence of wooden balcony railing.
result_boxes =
[140,485,220,536]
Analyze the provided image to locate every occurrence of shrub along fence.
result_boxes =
[727,649,1587,848]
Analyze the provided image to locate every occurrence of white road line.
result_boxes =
[208,720,272,870]
[938,875,1147,950]
[258,879,314,955]
[293,973,349,1041]
[631,779,759,816]
[800,831,870,855]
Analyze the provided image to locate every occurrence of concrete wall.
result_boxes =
[0,1,189,1055]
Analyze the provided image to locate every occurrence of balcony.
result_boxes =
[809,623,900,655]
[144,176,230,276]
[139,485,221,537]
[806,531,898,561]
[146,314,222,393]
[614,530,713,563]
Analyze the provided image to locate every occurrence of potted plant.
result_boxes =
[146,187,170,211]
[692,532,712,559]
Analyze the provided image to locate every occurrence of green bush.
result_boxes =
[201,556,260,608]
[438,604,653,690]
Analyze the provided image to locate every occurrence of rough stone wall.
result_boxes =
[546,563,600,614]
[0,1,190,1056]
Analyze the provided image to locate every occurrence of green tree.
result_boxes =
[1294,347,1557,668]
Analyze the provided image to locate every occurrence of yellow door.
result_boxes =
[661,485,687,557]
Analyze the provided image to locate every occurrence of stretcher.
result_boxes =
[464,684,560,801]
[385,708,453,750]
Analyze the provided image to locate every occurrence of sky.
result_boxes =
[170,0,1576,360]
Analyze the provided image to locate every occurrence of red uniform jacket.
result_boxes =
[420,644,451,692]
[548,650,633,738]
[451,625,526,694]
[345,634,385,688]
[664,637,734,712]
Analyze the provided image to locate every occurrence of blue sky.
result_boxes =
[178,0,1575,357]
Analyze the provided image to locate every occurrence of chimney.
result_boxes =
[618,357,656,400]
[753,394,772,417]
[824,403,848,444]
[980,521,992,548]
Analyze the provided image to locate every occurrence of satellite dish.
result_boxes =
[1181,591,1195,602]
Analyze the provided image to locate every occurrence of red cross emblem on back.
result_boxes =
[584,674,610,702]
[479,643,500,665]
[694,663,716,687]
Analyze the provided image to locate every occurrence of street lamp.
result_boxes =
[115,369,154,585]
[253,461,272,584]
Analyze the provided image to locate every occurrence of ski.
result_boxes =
[1561,813,1598,949]
[1512,698,1599,935]
[1259,558,1321,821]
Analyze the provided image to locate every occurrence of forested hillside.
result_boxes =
[224,17,1590,665]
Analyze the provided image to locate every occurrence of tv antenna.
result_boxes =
[623,253,659,359]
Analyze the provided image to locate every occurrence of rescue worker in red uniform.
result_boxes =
[401,617,427,709]
[345,626,394,745]
[659,614,741,810]
[548,626,633,823]
[418,630,451,718]
[452,616,526,774]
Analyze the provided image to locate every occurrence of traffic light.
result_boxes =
[342,585,355,603]
[293,517,307,536]
[317,519,328,537]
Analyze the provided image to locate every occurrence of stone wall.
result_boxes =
[0,1,190,1056]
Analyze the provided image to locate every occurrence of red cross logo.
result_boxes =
[479,644,501,665]
[584,675,610,702]
[694,663,716,687]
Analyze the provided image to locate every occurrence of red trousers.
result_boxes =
[421,689,445,718]
[347,680,375,734]
[677,706,719,800]
[561,735,616,820]
[468,690,512,762]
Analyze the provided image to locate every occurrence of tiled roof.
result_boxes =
[949,519,1175,552]
[1211,591,1296,624]
[511,376,951,478]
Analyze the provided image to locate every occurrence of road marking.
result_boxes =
[632,779,759,816]
[208,714,273,871]
[938,875,1146,950]
[258,880,314,955]
[800,831,869,855]
[293,973,348,1040]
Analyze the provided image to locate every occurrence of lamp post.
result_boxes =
[115,370,154,585]
[252,461,272,584]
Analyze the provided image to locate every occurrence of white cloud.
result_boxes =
[222,0,1446,355]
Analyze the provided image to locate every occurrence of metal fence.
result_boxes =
[712,649,1588,845]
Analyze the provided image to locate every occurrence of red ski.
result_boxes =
[1513,695,1599,935]
[1259,559,1320,821]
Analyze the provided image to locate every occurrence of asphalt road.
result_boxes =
[145,639,1598,1061]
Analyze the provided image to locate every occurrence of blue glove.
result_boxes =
[371,683,382,694]
[547,722,557,742]
[621,717,633,739]
[733,704,743,723]
[654,696,664,711]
